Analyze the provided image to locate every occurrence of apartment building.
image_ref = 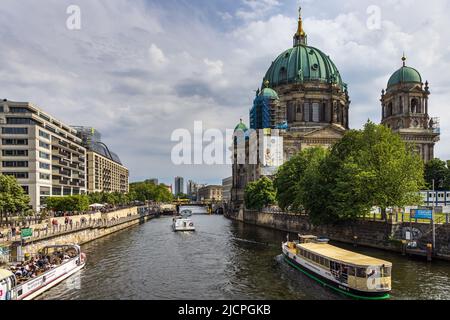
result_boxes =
[72,126,129,194]
[0,100,87,211]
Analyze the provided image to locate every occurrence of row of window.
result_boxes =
[2,172,29,179]
[2,138,28,145]
[2,150,28,157]
[2,161,28,168]
[2,127,28,134]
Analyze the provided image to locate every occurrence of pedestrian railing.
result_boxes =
[0,212,156,245]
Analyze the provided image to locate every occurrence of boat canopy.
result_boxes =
[0,269,14,281]
[299,243,392,268]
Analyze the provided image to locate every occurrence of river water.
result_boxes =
[38,214,450,300]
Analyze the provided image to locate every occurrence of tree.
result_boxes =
[274,147,328,212]
[244,176,276,211]
[129,181,173,203]
[45,195,89,212]
[0,175,31,223]
[424,159,450,190]
[306,122,424,225]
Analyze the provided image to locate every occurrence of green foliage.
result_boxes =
[45,195,90,212]
[0,175,31,221]
[175,193,189,200]
[129,182,173,203]
[307,122,424,225]
[273,122,425,225]
[87,192,132,206]
[244,176,276,211]
[274,147,328,212]
[424,158,450,190]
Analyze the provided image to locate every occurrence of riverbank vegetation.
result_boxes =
[0,175,31,223]
[245,122,425,225]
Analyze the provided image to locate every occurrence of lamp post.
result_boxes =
[432,179,436,253]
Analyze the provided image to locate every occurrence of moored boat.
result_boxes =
[282,235,392,300]
[0,244,86,300]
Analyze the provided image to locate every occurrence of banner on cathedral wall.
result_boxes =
[261,135,284,173]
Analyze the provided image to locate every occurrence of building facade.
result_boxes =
[0,100,87,211]
[73,126,129,194]
[231,7,350,209]
[197,185,223,202]
[85,151,129,194]
[174,176,184,195]
[380,56,440,162]
[222,177,232,204]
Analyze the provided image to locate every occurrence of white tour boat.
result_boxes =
[0,244,86,300]
[282,235,392,300]
[172,216,195,232]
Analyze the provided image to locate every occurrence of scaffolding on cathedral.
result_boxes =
[250,95,271,130]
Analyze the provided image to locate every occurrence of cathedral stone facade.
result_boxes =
[230,7,440,210]
[380,56,440,162]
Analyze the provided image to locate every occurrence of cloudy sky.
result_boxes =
[1,0,449,188]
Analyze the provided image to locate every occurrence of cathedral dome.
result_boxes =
[263,45,345,90]
[387,55,422,88]
[387,66,422,88]
[234,120,248,132]
[260,85,279,100]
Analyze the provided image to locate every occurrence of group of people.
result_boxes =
[9,250,77,283]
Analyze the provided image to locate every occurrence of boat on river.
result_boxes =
[0,244,86,300]
[172,216,195,232]
[282,235,392,300]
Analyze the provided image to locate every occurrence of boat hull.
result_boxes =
[14,258,86,300]
[282,250,390,300]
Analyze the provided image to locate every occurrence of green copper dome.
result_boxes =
[263,45,345,90]
[260,87,279,99]
[387,65,422,88]
[234,120,248,132]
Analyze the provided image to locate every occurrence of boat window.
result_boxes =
[348,266,356,277]
[319,257,325,266]
[356,268,367,278]
[383,266,391,277]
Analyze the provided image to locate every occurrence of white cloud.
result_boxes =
[149,43,168,67]
[1,0,449,185]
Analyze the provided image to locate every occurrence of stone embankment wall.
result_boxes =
[14,207,153,257]
[226,210,450,260]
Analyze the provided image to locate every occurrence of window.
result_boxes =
[312,103,320,122]
[2,150,28,157]
[2,139,28,145]
[39,114,50,121]
[0,106,3,112]
[3,172,29,179]
[356,268,367,278]
[39,141,50,149]
[22,186,29,194]
[40,173,51,180]
[39,151,50,160]
[9,107,29,113]
[2,127,28,134]
[279,67,287,82]
[39,162,50,170]
[304,103,310,122]
[40,187,51,196]
[2,161,28,167]
[39,130,50,139]
[6,118,36,125]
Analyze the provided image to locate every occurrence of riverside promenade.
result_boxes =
[0,205,158,263]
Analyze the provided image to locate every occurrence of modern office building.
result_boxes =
[174,176,184,195]
[72,126,129,194]
[0,100,87,211]
[197,185,223,202]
